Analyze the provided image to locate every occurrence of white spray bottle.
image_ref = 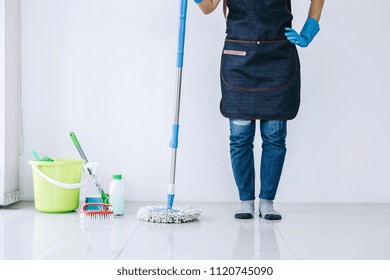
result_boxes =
[109,174,124,215]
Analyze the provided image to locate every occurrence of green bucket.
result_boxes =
[29,159,85,213]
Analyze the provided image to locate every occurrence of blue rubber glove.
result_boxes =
[285,18,320,47]
[194,0,204,3]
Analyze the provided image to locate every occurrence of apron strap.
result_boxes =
[223,0,228,33]
[223,0,227,19]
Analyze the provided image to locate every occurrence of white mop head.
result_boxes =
[137,205,201,223]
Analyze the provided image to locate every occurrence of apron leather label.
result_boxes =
[223,50,247,56]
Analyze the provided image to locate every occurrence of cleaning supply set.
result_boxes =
[29,132,122,220]
[136,0,201,223]
[30,1,200,222]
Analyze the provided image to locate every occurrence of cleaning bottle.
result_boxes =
[85,162,103,210]
[109,174,124,216]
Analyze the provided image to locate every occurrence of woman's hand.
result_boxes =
[285,27,310,48]
[285,18,320,48]
[194,0,221,15]
[285,0,324,47]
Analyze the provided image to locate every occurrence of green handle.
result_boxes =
[70,131,89,162]
[42,156,54,162]
[70,132,80,148]
[31,148,41,161]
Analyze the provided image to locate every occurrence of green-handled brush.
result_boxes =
[70,132,109,204]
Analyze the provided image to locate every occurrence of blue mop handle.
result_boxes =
[176,0,188,68]
[169,124,179,149]
[167,0,188,210]
[170,0,188,149]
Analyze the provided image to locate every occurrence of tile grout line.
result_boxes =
[114,221,142,260]
[272,221,299,260]
[369,203,390,217]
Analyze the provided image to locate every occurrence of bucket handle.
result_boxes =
[32,165,88,189]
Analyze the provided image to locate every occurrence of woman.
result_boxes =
[195,0,325,220]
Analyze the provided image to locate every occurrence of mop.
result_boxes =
[137,0,201,223]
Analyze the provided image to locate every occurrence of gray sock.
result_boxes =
[235,200,254,219]
[259,199,282,220]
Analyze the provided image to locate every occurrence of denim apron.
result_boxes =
[220,0,301,120]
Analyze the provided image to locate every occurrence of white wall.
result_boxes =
[0,0,5,194]
[19,0,390,203]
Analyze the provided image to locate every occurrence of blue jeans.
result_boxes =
[229,119,287,201]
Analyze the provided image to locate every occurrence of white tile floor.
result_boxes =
[1,201,390,260]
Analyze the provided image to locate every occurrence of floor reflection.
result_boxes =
[232,219,281,259]
[32,211,88,259]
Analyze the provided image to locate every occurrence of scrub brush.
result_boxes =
[80,203,114,219]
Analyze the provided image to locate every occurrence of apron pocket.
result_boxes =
[223,50,247,56]
[221,39,298,92]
